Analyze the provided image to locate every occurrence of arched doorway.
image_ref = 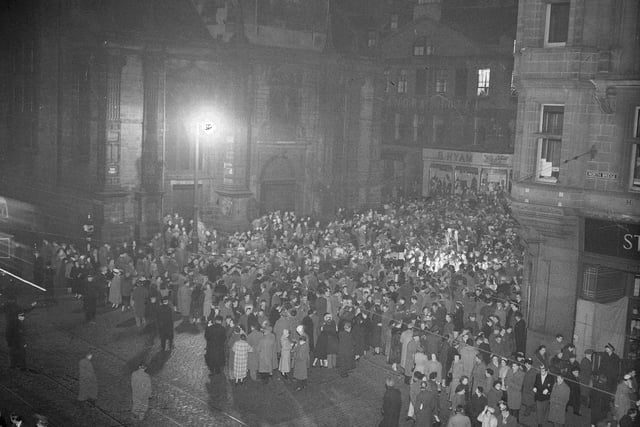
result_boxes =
[260,156,297,214]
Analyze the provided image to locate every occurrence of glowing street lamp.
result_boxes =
[193,119,215,252]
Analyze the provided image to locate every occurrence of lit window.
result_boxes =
[435,68,447,93]
[477,68,490,96]
[413,38,425,56]
[367,31,376,48]
[536,105,564,183]
[545,2,570,47]
[631,107,640,190]
[390,14,398,30]
[397,70,408,93]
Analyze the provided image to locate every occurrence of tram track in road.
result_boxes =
[1,290,247,427]
[49,318,248,426]
[0,356,126,427]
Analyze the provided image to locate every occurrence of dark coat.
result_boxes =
[337,330,355,370]
[315,320,338,358]
[5,318,24,348]
[514,318,526,354]
[533,373,555,401]
[205,323,227,370]
[522,367,537,406]
[379,386,402,427]
[415,388,439,427]
[590,380,611,425]
[292,341,310,380]
[83,280,98,310]
[598,352,621,390]
[156,304,174,338]
[4,301,30,348]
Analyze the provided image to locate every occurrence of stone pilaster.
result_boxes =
[214,60,253,232]
[136,53,164,240]
[98,50,127,190]
[95,50,130,243]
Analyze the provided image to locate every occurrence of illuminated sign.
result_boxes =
[584,218,640,260]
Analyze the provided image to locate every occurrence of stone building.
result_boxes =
[0,0,382,242]
[370,0,517,199]
[510,0,640,359]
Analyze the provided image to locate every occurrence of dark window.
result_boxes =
[455,68,467,98]
[72,55,91,157]
[415,68,427,96]
[546,2,570,45]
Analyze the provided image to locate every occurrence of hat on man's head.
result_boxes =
[585,349,594,355]
[605,343,615,351]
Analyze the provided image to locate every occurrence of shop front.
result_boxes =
[422,148,512,196]
[574,217,640,362]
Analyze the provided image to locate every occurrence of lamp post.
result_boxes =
[193,120,214,253]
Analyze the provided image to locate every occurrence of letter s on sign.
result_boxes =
[623,234,633,250]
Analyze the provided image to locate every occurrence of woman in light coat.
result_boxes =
[448,353,464,402]
[108,269,122,308]
[279,329,293,379]
[177,282,192,318]
[203,282,214,321]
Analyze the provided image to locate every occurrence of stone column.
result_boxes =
[99,51,127,189]
[214,60,253,232]
[95,50,129,242]
[136,53,164,240]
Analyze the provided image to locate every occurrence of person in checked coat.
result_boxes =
[231,334,253,385]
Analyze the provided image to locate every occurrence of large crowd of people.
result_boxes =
[3,191,639,426]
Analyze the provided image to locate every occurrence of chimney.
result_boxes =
[413,0,441,21]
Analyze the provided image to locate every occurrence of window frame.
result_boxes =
[630,106,640,191]
[397,69,408,94]
[477,68,491,97]
[535,104,564,184]
[413,37,426,56]
[367,31,377,48]
[435,68,448,94]
[415,68,427,96]
[544,2,570,48]
[390,14,399,30]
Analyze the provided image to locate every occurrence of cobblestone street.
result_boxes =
[1,292,414,427]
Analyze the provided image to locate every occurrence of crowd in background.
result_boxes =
[3,191,639,426]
